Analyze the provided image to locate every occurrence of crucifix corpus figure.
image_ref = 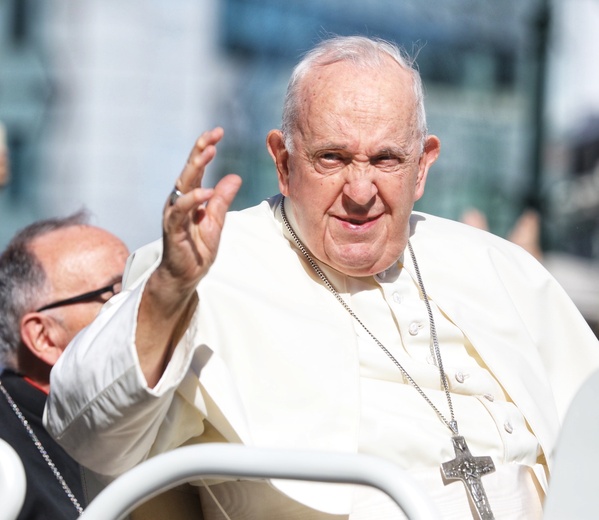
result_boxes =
[442,435,496,520]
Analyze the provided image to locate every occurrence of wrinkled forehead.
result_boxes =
[294,60,420,147]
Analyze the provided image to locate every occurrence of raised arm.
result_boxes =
[137,128,242,387]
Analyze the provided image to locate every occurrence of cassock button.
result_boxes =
[392,292,402,304]
[455,372,465,383]
[408,322,422,336]
[484,393,495,402]
[504,421,514,434]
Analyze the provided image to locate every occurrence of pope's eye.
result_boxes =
[314,153,347,172]
[373,155,401,166]
[320,153,344,163]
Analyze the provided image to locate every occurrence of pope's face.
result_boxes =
[268,58,440,277]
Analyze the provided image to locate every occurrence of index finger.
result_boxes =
[178,127,225,192]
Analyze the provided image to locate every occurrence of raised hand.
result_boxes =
[161,127,242,294]
[138,128,242,386]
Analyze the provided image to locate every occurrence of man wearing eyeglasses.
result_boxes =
[0,211,128,520]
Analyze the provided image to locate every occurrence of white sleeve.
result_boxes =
[44,262,201,477]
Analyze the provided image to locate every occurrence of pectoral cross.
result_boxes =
[441,436,496,520]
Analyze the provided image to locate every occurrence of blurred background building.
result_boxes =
[2,0,599,326]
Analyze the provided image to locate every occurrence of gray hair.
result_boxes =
[0,210,90,371]
[281,35,428,152]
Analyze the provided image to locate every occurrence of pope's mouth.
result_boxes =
[334,214,382,229]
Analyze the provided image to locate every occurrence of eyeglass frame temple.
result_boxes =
[35,282,119,313]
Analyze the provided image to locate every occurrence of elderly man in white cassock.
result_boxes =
[45,36,599,520]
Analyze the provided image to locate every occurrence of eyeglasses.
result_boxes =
[35,280,122,312]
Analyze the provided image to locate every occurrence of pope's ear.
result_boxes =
[414,135,441,201]
[267,130,290,196]
[20,312,64,367]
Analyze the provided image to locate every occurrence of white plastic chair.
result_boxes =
[543,368,599,520]
[0,438,27,520]
[80,443,440,520]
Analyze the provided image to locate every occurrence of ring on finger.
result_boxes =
[169,187,184,206]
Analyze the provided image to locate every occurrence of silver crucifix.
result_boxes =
[441,435,496,520]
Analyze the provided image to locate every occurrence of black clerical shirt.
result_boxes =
[0,370,86,519]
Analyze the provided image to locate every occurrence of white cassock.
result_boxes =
[45,195,599,519]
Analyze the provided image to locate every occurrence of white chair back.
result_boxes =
[543,368,599,520]
[80,443,440,520]
[0,438,26,520]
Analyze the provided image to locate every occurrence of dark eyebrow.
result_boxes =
[375,146,408,157]
[310,143,349,152]
[309,143,411,159]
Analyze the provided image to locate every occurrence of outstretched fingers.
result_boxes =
[178,127,225,192]
[160,129,242,290]
[201,174,243,229]
[187,174,242,259]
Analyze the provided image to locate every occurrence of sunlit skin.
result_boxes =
[268,57,440,277]
[18,226,129,391]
